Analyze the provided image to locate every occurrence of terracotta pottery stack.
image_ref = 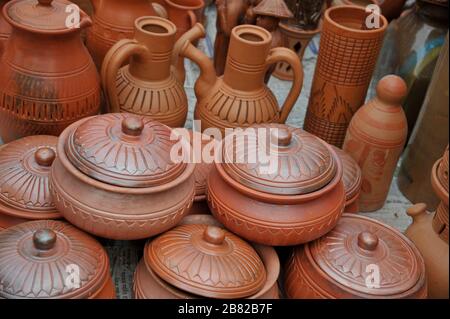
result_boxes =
[0,0,11,56]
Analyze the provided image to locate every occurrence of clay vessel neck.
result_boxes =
[223,25,272,92]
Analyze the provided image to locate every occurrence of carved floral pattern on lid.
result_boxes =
[65,113,187,188]
[0,220,109,299]
[145,224,267,299]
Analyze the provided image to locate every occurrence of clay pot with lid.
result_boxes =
[0,220,116,299]
[207,124,346,246]
[285,214,427,299]
[0,0,11,56]
[49,113,195,240]
[101,17,205,128]
[134,216,280,299]
[0,136,61,229]
[0,0,100,143]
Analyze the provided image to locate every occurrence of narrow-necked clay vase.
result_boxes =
[0,136,60,229]
[101,17,205,128]
[0,0,11,56]
[181,24,303,134]
[86,0,167,69]
[303,5,387,147]
[343,75,408,212]
[49,113,196,240]
[0,220,116,299]
[0,0,100,143]
[164,0,205,40]
[285,214,428,299]
[208,124,345,246]
[134,222,280,299]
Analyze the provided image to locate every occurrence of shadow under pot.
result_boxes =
[134,221,280,299]
[49,113,195,240]
[0,220,116,299]
[208,124,346,246]
[285,214,428,299]
[0,136,61,229]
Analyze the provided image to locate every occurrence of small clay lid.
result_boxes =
[0,220,110,299]
[306,214,426,297]
[0,135,60,219]
[65,114,188,188]
[145,224,267,299]
[220,124,338,196]
[332,146,362,203]
[4,0,90,33]
[253,0,294,19]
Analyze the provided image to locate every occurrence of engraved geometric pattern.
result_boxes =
[304,110,349,147]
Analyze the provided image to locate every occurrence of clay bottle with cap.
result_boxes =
[343,75,408,212]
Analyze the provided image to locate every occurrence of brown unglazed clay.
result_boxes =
[164,0,205,40]
[182,24,303,134]
[102,18,205,128]
[0,0,11,56]
[0,0,100,143]
[0,220,116,299]
[285,214,427,299]
[343,75,408,212]
[303,5,387,147]
[49,113,195,240]
[0,136,61,229]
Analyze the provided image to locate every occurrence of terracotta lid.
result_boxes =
[253,0,294,19]
[145,224,267,299]
[220,124,338,196]
[307,214,426,297]
[0,220,110,299]
[65,114,188,188]
[332,146,362,203]
[0,135,60,219]
[4,0,90,33]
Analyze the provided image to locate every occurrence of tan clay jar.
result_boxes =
[343,75,408,212]
[0,220,116,299]
[208,124,346,246]
[49,113,196,240]
[101,17,205,128]
[181,24,304,134]
[134,216,280,299]
[0,136,61,229]
[285,214,428,299]
[0,0,11,56]
[164,0,205,40]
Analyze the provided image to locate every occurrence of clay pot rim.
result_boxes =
[325,5,388,35]
[0,201,61,220]
[135,16,177,38]
[232,24,272,47]
[432,159,449,206]
[279,19,323,35]
[56,117,196,195]
[164,0,205,11]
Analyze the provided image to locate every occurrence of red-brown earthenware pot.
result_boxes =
[0,220,116,299]
[208,124,346,246]
[0,0,100,143]
[0,0,11,56]
[49,113,196,240]
[285,214,427,299]
[0,136,61,229]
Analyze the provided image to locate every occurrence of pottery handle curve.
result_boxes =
[188,10,198,28]
[101,39,147,113]
[265,47,304,124]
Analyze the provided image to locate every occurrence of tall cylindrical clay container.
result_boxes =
[343,75,408,212]
[304,5,388,147]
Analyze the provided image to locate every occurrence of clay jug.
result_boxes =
[181,24,304,134]
[86,0,167,69]
[0,0,11,56]
[101,17,205,127]
[343,75,408,212]
[164,0,205,40]
[0,0,101,143]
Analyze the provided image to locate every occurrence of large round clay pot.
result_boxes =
[0,136,61,229]
[0,220,116,299]
[0,0,11,56]
[285,214,428,299]
[49,113,196,240]
[208,124,346,246]
[0,0,100,143]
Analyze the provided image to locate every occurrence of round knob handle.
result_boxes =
[203,226,225,245]
[357,232,379,251]
[376,75,407,105]
[122,117,144,136]
[33,229,57,250]
[35,147,56,167]
[271,128,292,147]
[38,0,53,6]
[406,203,428,220]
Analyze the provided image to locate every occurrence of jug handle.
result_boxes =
[188,10,197,28]
[265,48,304,124]
[101,39,147,113]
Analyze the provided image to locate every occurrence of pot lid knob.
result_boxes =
[122,117,144,136]
[357,232,379,251]
[271,128,292,147]
[38,0,53,6]
[203,226,226,245]
[33,229,57,250]
[35,147,56,167]
[376,75,407,105]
